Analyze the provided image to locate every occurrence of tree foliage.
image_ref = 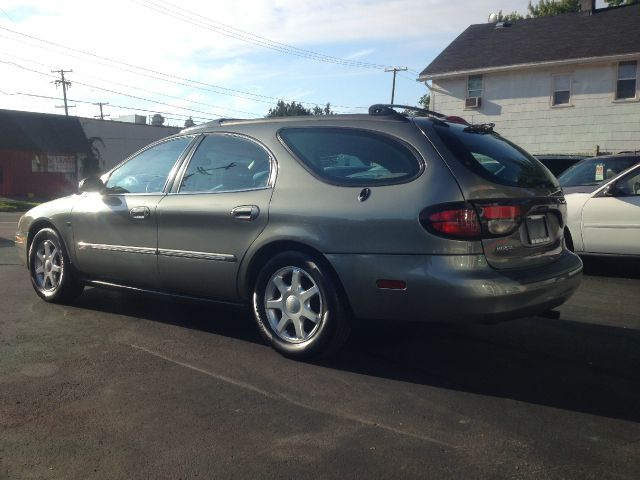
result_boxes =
[496,10,524,21]
[496,0,638,21]
[527,0,581,17]
[402,93,431,117]
[266,100,335,117]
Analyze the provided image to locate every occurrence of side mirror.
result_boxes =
[601,184,622,197]
[78,177,105,193]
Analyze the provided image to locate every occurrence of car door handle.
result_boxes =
[230,205,260,221]
[130,206,151,220]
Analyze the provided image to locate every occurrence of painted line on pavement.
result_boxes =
[130,343,457,449]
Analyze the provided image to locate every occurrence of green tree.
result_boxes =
[496,9,524,21]
[527,0,581,17]
[402,93,431,117]
[266,100,335,118]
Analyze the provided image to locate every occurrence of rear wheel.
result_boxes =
[252,251,350,359]
[29,228,84,303]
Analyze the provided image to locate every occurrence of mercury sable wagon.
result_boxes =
[16,104,583,358]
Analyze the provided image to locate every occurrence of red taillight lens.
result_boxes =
[481,206,522,219]
[479,204,522,235]
[426,207,481,238]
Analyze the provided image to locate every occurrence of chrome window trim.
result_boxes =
[173,132,277,195]
[100,134,198,195]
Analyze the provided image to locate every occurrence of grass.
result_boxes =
[0,198,41,213]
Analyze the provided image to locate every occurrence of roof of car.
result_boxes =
[419,4,640,79]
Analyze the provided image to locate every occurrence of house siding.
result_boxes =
[431,60,640,155]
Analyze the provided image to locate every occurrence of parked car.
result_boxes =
[535,155,584,177]
[564,163,640,257]
[15,105,583,358]
[558,153,640,194]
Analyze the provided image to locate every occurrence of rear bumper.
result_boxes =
[325,249,582,322]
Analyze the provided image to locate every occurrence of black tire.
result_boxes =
[28,227,84,303]
[252,251,351,359]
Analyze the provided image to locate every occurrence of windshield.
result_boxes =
[431,122,558,189]
[558,156,640,187]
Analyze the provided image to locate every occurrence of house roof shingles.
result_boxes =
[419,4,640,79]
[0,109,89,153]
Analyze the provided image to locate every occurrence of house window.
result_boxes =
[616,61,637,100]
[467,75,483,98]
[465,75,482,108]
[552,74,571,106]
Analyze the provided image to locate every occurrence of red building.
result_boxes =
[0,110,90,199]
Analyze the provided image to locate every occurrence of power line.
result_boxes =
[0,26,368,110]
[0,50,259,116]
[0,59,224,118]
[1,90,213,122]
[133,0,390,70]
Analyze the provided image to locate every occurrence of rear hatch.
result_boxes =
[415,118,565,270]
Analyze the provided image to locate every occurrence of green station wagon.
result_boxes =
[16,105,583,358]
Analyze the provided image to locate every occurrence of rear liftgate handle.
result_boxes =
[231,205,260,221]
[129,206,151,220]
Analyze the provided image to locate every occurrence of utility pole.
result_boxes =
[52,69,74,115]
[93,102,110,120]
[384,66,408,104]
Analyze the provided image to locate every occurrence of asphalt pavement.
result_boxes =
[1,212,639,479]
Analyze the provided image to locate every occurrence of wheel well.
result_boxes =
[564,227,574,251]
[26,220,61,267]
[243,240,353,314]
[27,220,56,252]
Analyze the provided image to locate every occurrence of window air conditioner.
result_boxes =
[465,97,481,108]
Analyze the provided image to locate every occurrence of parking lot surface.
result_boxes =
[1,211,639,479]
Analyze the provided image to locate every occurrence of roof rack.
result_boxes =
[368,104,446,119]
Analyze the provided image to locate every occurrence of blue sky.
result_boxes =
[0,0,607,126]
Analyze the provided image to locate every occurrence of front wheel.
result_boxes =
[29,227,84,303]
[252,251,350,359]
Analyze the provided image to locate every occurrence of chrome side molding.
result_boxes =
[77,242,236,262]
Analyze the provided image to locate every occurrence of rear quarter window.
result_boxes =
[279,127,422,186]
[432,122,557,189]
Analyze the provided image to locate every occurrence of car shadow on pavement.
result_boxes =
[73,287,264,345]
[73,283,640,424]
[581,256,640,279]
[322,316,640,424]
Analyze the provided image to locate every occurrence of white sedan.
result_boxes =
[564,163,640,256]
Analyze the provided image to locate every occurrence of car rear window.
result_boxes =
[432,122,557,188]
[558,156,640,187]
[279,128,422,186]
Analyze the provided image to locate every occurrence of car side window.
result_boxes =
[616,170,640,196]
[279,127,422,186]
[179,134,271,193]
[105,137,192,194]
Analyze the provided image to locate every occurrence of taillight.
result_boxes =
[420,202,523,239]
[477,205,522,236]
[420,205,481,239]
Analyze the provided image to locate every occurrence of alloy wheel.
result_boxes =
[264,266,324,343]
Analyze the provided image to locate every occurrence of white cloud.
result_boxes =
[0,0,611,119]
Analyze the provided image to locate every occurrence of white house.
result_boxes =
[418,0,640,156]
